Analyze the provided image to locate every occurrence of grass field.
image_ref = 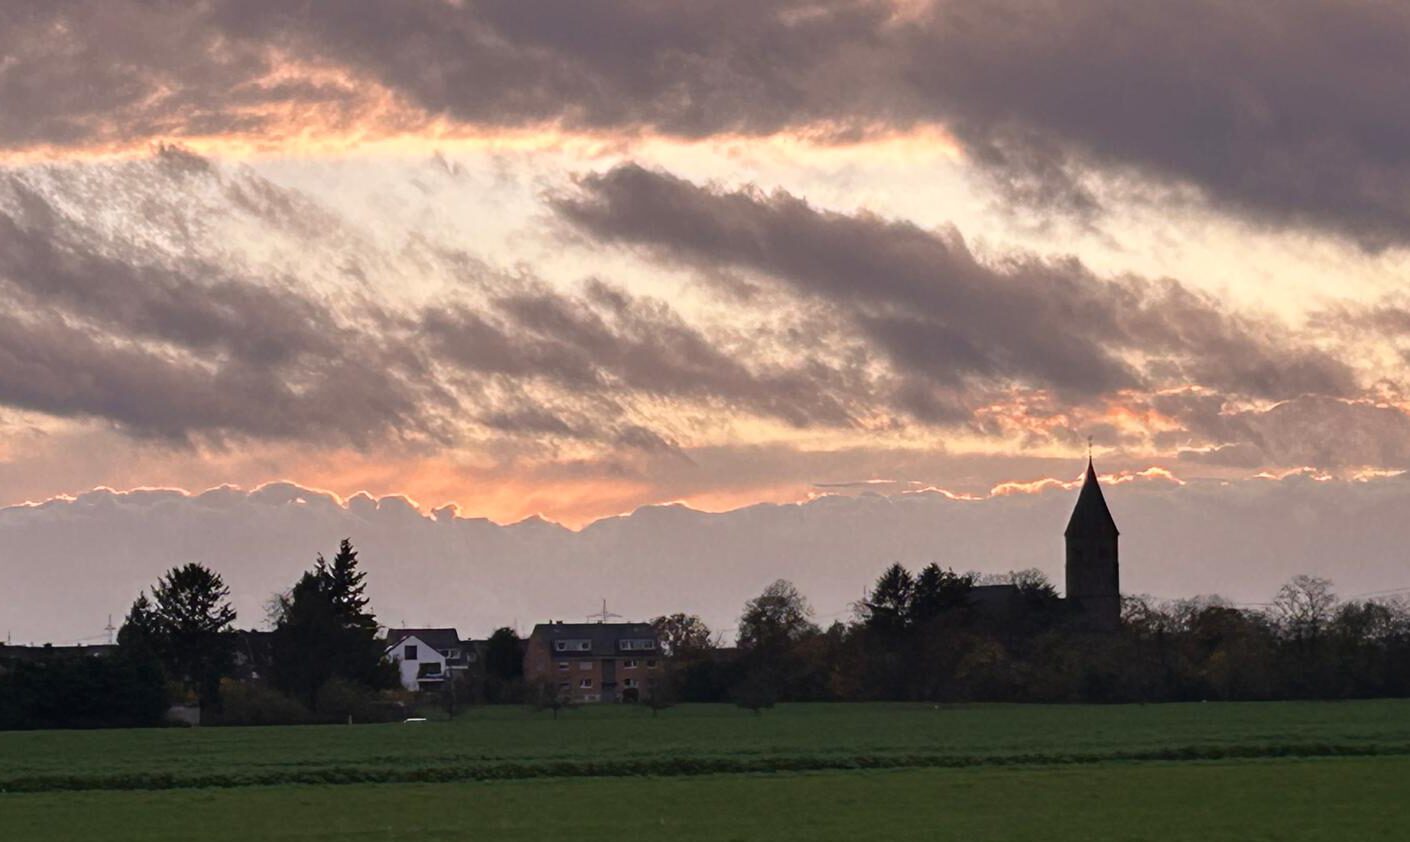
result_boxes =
[2,758,1407,841]
[2,700,1409,791]
[3,701,1410,840]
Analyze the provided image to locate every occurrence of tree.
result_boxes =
[526,679,574,719]
[911,564,975,625]
[860,564,914,637]
[651,613,714,658]
[738,580,818,654]
[642,673,678,717]
[484,627,524,703]
[320,539,372,618]
[731,669,779,715]
[1274,575,1338,644]
[148,563,237,712]
[269,539,397,710]
[485,627,523,680]
[117,593,160,662]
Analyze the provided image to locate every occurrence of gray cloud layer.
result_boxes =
[4,150,1407,473]
[553,164,1357,426]
[5,473,1410,644]
[8,1,1410,243]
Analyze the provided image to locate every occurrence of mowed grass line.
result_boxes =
[4,700,1410,793]
[3,758,1408,842]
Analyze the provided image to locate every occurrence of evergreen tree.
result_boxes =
[117,592,160,660]
[270,539,396,709]
[148,563,237,711]
[910,564,975,625]
[319,538,372,619]
[862,563,915,636]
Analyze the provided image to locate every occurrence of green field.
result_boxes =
[2,759,1407,841]
[2,700,1409,791]
[3,702,1410,840]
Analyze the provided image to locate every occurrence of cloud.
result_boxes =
[0,158,448,444]
[9,2,1410,244]
[2,149,1393,484]
[552,164,1357,418]
[6,472,1410,645]
[0,151,873,454]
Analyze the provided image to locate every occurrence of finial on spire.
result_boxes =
[1087,435,1093,465]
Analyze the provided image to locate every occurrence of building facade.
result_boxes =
[523,621,662,703]
[383,628,478,692]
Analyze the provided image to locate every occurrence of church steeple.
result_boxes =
[1064,455,1120,631]
[1065,457,1119,539]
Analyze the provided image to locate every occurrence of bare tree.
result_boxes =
[1273,575,1338,643]
[526,679,575,720]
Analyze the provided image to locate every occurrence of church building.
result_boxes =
[1064,457,1121,631]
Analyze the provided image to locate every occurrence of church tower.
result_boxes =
[1064,457,1120,631]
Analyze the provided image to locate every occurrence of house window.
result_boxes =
[555,639,592,652]
[624,659,638,669]
[620,639,657,651]
[646,659,657,669]
[579,678,593,689]
[623,678,638,689]
[418,662,442,677]
[557,662,569,671]
[558,682,570,691]
[578,661,592,671]
[403,644,418,660]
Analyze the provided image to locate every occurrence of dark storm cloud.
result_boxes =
[551,164,1356,409]
[10,1,1410,243]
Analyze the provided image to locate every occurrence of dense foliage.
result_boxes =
[0,652,165,730]
[674,567,1410,704]
[268,539,399,710]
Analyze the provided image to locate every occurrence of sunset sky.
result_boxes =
[6,1,1410,640]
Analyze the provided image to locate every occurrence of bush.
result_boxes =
[216,680,310,726]
[314,677,406,723]
[0,654,166,730]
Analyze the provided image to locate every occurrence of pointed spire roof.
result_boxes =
[1065,458,1119,538]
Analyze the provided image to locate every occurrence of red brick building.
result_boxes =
[523,621,662,703]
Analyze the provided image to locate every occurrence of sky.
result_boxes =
[5,1,1410,642]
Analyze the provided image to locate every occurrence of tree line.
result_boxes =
[656,566,1410,707]
[1,540,400,728]
[5,548,1410,729]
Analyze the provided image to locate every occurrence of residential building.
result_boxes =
[523,621,662,703]
[383,628,479,692]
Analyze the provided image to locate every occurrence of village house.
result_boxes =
[523,621,663,703]
[382,628,480,692]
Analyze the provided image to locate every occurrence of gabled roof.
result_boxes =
[384,628,462,652]
[1065,460,1119,538]
[528,621,658,655]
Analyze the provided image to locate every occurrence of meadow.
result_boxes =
[2,700,1409,791]
[2,758,1407,841]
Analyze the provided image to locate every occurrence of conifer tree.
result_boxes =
[270,539,396,709]
[147,563,237,711]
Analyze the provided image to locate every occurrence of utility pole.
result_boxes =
[587,599,622,624]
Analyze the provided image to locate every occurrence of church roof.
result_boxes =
[1064,460,1119,538]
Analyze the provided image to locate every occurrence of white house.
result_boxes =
[383,628,475,692]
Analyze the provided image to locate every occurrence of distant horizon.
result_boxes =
[7,467,1410,647]
[8,3,1410,651]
